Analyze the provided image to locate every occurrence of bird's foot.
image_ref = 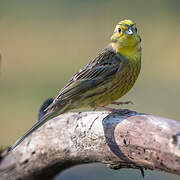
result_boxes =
[97,106,130,115]
[111,100,133,105]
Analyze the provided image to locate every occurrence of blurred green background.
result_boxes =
[0,0,180,179]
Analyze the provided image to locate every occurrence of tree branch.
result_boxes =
[0,110,180,180]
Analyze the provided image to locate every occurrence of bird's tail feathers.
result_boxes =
[9,99,71,152]
[9,110,56,152]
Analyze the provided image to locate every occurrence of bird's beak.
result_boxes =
[125,26,134,35]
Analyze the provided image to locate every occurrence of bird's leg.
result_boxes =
[96,106,130,115]
[111,101,133,105]
[97,106,116,112]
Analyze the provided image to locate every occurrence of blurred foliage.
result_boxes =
[0,0,180,179]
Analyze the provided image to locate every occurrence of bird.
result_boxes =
[9,19,142,151]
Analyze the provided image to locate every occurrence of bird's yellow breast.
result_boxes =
[95,57,141,106]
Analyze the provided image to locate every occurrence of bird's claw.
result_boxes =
[112,101,133,105]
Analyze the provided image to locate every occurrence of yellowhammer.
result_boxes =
[10,19,141,151]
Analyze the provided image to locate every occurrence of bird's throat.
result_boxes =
[111,42,141,61]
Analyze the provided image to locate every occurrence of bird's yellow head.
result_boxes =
[111,19,141,60]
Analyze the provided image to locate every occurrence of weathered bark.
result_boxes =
[0,110,180,180]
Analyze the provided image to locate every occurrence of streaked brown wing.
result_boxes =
[58,65,119,98]
[46,45,122,110]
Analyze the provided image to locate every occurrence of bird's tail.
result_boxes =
[9,97,65,152]
[9,97,71,152]
[9,109,56,152]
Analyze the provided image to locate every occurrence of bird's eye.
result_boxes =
[134,27,137,32]
[118,28,121,33]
